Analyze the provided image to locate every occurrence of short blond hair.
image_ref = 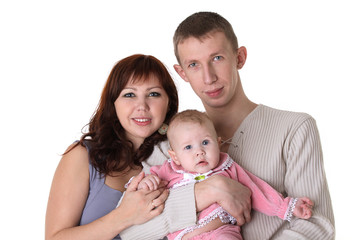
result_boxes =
[167,110,216,146]
[173,12,238,64]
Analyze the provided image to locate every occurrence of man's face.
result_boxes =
[175,31,243,109]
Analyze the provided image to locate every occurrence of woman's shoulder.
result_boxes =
[58,142,89,176]
[49,143,90,203]
[63,142,88,159]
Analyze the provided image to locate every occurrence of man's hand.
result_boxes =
[195,175,252,226]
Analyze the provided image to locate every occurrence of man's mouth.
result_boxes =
[205,87,223,97]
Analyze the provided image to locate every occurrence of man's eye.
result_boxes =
[149,92,160,97]
[214,56,222,61]
[184,145,192,150]
[189,63,197,68]
[202,140,209,145]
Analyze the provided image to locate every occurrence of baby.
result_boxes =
[138,110,314,240]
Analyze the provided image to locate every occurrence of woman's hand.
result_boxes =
[194,175,252,226]
[117,172,169,226]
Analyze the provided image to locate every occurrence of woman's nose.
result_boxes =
[136,98,149,111]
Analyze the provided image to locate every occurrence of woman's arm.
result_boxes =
[45,144,167,240]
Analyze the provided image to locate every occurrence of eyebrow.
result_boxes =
[182,51,224,65]
[123,86,163,91]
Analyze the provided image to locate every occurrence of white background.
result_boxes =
[1,0,359,239]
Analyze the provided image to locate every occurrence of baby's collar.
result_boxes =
[183,170,214,182]
[168,152,233,175]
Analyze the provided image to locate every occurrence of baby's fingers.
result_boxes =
[148,176,161,190]
[299,197,314,207]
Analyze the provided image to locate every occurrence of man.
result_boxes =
[120,12,335,240]
[172,11,335,239]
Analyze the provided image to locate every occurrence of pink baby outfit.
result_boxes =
[150,153,298,240]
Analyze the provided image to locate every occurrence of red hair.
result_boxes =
[71,54,178,175]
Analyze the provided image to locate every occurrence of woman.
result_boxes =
[45,54,179,240]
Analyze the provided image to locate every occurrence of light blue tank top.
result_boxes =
[79,141,122,239]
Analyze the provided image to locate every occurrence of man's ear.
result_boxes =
[236,46,247,70]
[173,64,188,82]
[168,149,181,165]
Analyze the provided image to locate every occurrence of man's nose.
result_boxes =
[203,64,217,85]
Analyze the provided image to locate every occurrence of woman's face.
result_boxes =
[114,75,169,149]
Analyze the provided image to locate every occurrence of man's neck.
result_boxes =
[205,96,257,141]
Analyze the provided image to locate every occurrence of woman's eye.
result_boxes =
[202,140,209,145]
[149,92,160,97]
[123,93,135,97]
[184,145,192,150]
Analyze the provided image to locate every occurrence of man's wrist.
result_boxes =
[194,175,224,211]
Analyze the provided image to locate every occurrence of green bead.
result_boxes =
[195,175,205,181]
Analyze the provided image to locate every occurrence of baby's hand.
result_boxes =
[293,197,314,219]
[137,174,161,190]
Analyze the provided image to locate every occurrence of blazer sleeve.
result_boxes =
[120,141,197,240]
[119,183,196,240]
[228,162,294,220]
[274,117,335,239]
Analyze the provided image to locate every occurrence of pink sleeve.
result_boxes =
[228,163,295,220]
[150,164,162,176]
[150,161,173,182]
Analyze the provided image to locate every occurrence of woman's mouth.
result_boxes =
[133,118,151,126]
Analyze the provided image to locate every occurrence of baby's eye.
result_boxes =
[123,93,135,97]
[184,145,192,150]
[202,140,209,145]
[149,92,160,97]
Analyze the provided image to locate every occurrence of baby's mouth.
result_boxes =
[196,160,208,166]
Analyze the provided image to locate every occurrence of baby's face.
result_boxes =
[169,121,220,174]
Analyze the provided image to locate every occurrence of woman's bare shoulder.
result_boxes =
[57,143,89,175]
